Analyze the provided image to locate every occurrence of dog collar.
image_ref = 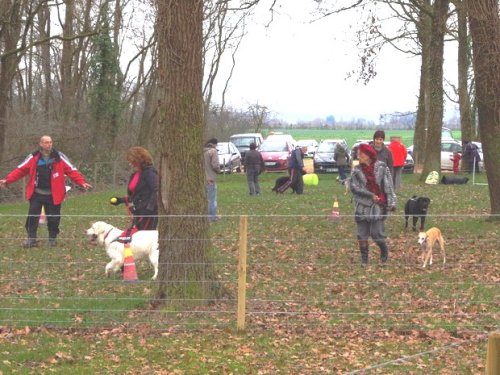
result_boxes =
[103,228,113,240]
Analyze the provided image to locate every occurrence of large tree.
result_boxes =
[154,0,224,304]
[419,0,450,178]
[466,0,500,216]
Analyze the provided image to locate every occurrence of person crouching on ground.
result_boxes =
[350,143,396,265]
[244,142,265,196]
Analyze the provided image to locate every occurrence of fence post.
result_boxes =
[486,331,500,375]
[237,215,248,331]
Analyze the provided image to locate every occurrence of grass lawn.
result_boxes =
[265,128,463,148]
[0,170,497,374]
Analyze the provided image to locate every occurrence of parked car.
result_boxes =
[296,139,319,157]
[217,142,242,173]
[266,132,296,147]
[229,133,264,164]
[313,139,349,173]
[259,140,294,172]
[408,140,484,171]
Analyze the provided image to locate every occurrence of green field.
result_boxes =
[0,169,496,373]
[264,128,462,148]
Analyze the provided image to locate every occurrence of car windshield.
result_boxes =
[217,143,231,155]
[230,137,254,147]
[317,142,337,153]
[297,140,314,147]
[260,141,288,152]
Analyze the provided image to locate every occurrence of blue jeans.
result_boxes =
[207,183,217,221]
[338,165,347,181]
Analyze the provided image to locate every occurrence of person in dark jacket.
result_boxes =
[111,146,159,230]
[372,130,394,179]
[350,143,396,265]
[244,142,265,196]
[0,135,92,247]
[277,146,306,194]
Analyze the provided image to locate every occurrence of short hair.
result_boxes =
[207,138,218,145]
[249,142,256,150]
[126,146,153,169]
[373,130,386,140]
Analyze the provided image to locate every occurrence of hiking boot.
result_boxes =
[48,238,57,247]
[22,239,38,248]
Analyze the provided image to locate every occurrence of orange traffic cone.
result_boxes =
[122,243,138,282]
[39,207,47,225]
[329,198,340,222]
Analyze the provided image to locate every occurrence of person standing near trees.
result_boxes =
[372,130,394,179]
[0,135,92,247]
[244,142,265,196]
[388,136,407,190]
[350,143,396,266]
[204,138,220,222]
[110,146,159,230]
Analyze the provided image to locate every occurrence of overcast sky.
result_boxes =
[212,2,459,124]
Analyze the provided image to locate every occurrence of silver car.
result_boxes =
[217,142,242,173]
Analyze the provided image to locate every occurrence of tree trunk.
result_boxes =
[38,2,52,118]
[155,0,225,305]
[60,0,75,136]
[421,0,450,180]
[466,0,500,216]
[413,0,432,173]
[0,0,23,160]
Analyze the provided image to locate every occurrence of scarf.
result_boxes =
[361,163,386,205]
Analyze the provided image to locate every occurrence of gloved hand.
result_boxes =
[109,197,126,205]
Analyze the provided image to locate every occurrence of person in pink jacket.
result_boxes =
[388,136,408,190]
[0,135,92,247]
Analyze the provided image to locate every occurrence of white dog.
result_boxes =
[417,227,446,268]
[86,221,159,280]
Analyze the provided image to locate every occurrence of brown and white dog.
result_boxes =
[417,227,446,268]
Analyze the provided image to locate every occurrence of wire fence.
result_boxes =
[0,212,498,371]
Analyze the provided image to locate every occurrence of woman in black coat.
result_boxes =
[111,146,159,230]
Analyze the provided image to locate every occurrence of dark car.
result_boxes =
[313,139,349,173]
[259,140,293,172]
[229,133,264,164]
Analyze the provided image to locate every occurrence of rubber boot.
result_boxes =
[358,240,369,266]
[377,241,389,264]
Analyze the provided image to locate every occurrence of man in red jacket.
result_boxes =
[388,136,408,191]
[0,135,92,247]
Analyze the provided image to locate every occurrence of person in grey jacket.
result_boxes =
[204,138,220,222]
[244,143,265,196]
[350,143,397,265]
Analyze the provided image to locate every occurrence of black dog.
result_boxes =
[404,195,431,231]
[272,176,296,194]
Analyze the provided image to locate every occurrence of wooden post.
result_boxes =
[486,331,500,375]
[237,215,248,331]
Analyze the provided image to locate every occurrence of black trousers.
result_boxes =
[133,209,158,230]
[26,193,61,240]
